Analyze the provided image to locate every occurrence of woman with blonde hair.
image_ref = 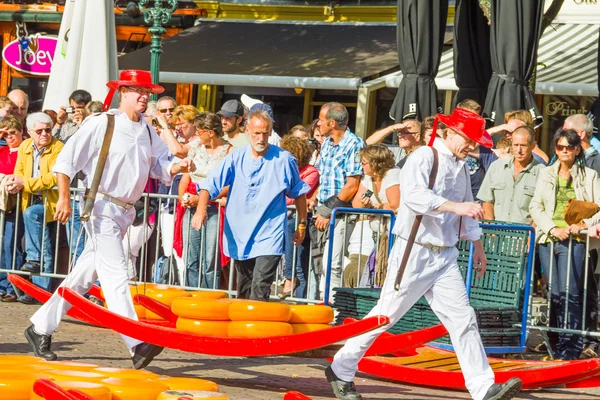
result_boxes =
[156,104,200,158]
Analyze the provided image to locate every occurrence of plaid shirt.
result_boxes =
[316,129,364,203]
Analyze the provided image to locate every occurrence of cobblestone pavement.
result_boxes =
[1,302,600,400]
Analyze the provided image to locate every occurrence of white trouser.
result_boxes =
[321,219,354,302]
[30,200,142,353]
[122,221,155,280]
[331,238,495,400]
[160,212,185,284]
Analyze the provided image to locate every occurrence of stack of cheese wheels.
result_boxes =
[0,355,224,400]
[100,377,170,400]
[30,381,112,400]
[288,305,334,334]
[158,377,220,392]
[173,298,232,336]
[228,300,293,337]
[157,390,230,399]
[92,367,161,381]
[0,372,47,400]
[172,298,296,337]
[143,284,192,320]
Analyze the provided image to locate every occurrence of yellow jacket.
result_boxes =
[14,137,64,222]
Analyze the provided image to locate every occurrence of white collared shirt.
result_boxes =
[53,109,174,204]
[393,138,482,247]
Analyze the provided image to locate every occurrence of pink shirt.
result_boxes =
[286,165,319,206]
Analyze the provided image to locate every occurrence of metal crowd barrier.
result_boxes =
[0,189,329,304]
[526,231,600,359]
[323,207,396,306]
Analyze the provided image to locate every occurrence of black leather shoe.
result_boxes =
[24,325,57,361]
[21,261,41,274]
[325,365,362,400]
[131,342,164,369]
[482,378,522,400]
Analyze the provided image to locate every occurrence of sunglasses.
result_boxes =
[158,108,175,114]
[34,128,52,135]
[556,144,577,151]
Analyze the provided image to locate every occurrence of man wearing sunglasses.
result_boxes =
[154,96,176,134]
[7,112,64,304]
[25,70,195,370]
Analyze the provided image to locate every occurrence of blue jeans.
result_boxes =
[284,214,310,298]
[66,202,85,263]
[0,211,24,295]
[23,203,55,291]
[539,240,586,360]
[184,205,219,289]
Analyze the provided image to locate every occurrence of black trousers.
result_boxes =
[235,255,282,301]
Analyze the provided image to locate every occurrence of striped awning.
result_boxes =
[434,23,599,96]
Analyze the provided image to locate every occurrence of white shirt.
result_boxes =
[53,110,174,204]
[361,168,401,206]
[393,139,481,247]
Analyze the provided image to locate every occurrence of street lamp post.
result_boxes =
[138,0,177,100]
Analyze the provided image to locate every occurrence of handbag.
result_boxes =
[564,199,599,226]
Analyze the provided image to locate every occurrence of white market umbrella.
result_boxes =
[43,0,118,111]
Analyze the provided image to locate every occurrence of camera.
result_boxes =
[362,189,374,200]
[65,106,74,114]
[152,119,158,127]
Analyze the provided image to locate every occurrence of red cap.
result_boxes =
[428,108,493,148]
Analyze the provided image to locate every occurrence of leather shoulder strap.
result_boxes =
[80,113,115,222]
[394,147,438,291]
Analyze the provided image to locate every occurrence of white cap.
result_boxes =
[241,94,263,109]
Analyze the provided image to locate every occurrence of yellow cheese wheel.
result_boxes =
[228,321,293,338]
[145,285,191,320]
[157,390,229,400]
[176,318,230,337]
[93,367,160,380]
[158,377,219,392]
[0,355,43,365]
[30,381,111,400]
[172,298,232,320]
[0,373,46,400]
[291,323,331,334]
[228,302,291,322]
[289,305,334,324]
[101,377,169,400]
[45,370,107,383]
[134,303,146,319]
[33,361,100,371]
[0,365,52,373]
[189,291,228,299]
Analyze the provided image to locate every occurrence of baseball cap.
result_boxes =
[217,100,244,118]
[249,103,274,122]
[241,94,263,109]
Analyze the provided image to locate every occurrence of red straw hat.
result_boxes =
[428,108,493,148]
[106,70,164,93]
[102,70,164,111]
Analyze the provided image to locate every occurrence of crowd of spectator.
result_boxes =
[0,86,598,360]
